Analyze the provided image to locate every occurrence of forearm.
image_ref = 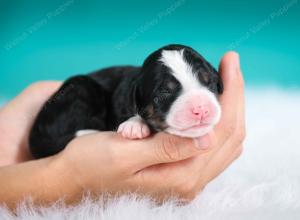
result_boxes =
[0,155,81,210]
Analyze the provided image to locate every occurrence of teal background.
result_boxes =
[1,0,299,98]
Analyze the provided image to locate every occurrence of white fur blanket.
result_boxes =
[1,88,300,219]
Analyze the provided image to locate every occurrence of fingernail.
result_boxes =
[193,136,210,149]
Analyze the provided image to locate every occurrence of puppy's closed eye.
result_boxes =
[208,84,218,93]
[166,81,177,90]
[154,92,170,104]
[161,89,172,96]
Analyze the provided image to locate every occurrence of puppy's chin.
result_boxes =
[164,124,214,138]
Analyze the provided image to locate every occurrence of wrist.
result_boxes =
[45,153,85,204]
[0,154,84,209]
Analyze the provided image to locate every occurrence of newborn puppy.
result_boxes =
[29,44,223,158]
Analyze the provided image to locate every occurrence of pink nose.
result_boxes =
[192,105,209,120]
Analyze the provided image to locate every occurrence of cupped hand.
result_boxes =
[53,51,245,202]
[0,51,245,203]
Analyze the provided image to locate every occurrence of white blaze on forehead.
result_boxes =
[159,49,221,138]
[159,49,201,91]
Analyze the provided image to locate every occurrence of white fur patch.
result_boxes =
[75,129,99,137]
[117,115,150,139]
[165,124,214,138]
[159,49,221,137]
[159,49,201,91]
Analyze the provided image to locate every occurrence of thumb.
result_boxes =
[130,132,211,169]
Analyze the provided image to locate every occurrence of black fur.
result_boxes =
[29,44,223,158]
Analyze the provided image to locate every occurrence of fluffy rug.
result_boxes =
[1,88,300,219]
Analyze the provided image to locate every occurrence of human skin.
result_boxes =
[0,52,245,210]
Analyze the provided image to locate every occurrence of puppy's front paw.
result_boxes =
[117,115,150,139]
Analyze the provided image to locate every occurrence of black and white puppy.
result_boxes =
[29,44,223,158]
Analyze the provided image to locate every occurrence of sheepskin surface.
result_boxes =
[1,88,300,220]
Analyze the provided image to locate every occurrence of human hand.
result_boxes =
[0,51,245,205]
[139,51,246,201]
[0,81,62,166]
[52,51,245,202]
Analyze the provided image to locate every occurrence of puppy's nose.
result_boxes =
[192,105,209,120]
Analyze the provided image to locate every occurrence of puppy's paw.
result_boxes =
[117,115,150,139]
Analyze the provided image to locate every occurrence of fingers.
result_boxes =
[0,81,62,140]
[129,143,244,202]
[200,144,243,186]
[126,52,245,170]
[2,81,62,117]
[236,67,246,143]
[125,52,246,201]
[194,52,245,187]
[127,132,211,169]
[0,81,62,163]
[0,81,62,131]
[223,144,243,172]
[17,81,62,113]
[213,51,244,148]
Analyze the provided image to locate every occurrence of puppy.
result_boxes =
[29,44,223,158]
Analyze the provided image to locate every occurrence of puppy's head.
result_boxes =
[136,44,223,138]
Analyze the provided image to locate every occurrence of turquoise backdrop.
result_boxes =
[1,0,299,98]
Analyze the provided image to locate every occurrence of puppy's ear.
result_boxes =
[217,73,224,94]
